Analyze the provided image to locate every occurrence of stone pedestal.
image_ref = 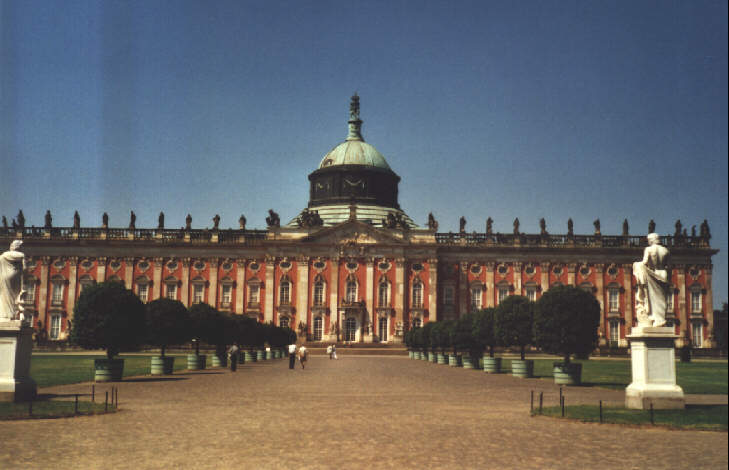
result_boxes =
[626,326,684,409]
[0,321,37,402]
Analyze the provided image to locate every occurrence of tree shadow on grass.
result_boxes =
[178,371,224,376]
[120,377,189,383]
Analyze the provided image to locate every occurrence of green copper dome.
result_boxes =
[317,93,392,171]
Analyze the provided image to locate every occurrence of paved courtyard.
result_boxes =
[4,356,727,470]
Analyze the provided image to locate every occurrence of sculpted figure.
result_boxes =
[0,240,26,321]
[593,218,601,235]
[486,217,493,235]
[633,233,671,327]
[700,219,710,240]
[539,218,547,236]
[129,211,136,229]
[674,220,682,238]
[16,210,25,229]
[459,216,466,233]
[266,209,280,228]
[648,219,656,234]
[102,212,108,228]
[239,215,247,230]
[622,219,629,236]
[44,210,52,229]
[185,214,192,230]
[2,216,7,228]
[158,212,165,229]
[74,211,81,229]
[213,214,220,230]
[691,225,696,238]
[513,218,520,235]
[567,218,574,236]
[427,213,438,231]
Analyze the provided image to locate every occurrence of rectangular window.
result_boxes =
[692,322,703,347]
[526,286,537,302]
[378,283,388,308]
[280,317,289,329]
[166,284,177,300]
[193,284,204,304]
[280,282,290,305]
[249,284,260,305]
[609,321,620,347]
[50,314,61,340]
[608,289,619,312]
[314,283,324,306]
[137,284,148,303]
[221,284,232,305]
[470,286,482,309]
[691,291,702,313]
[412,284,423,308]
[23,281,36,304]
[498,287,509,304]
[443,286,455,306]
[51,282,64,305]
[666,293,673,312]
[346,282,357,303]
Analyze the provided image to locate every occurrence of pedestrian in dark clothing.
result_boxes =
[228,343,240,372]
[288,343,297,369]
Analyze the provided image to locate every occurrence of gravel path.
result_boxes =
[4,356,727,470]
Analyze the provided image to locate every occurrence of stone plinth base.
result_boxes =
[0,321,38,402]
[626,326,684,410]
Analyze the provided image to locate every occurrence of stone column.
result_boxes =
[513,262,523,296]
[152,258,163,300]
[235,259,246,314]
[124,258,134,290]
[365,258,374,342]
[395,258,405,340]
[209,259,219,308]
[296,257,309,328]
[264,256,275,323]
[96,257,107,283]
[622,264,633,346]
[428,258,438,322]
[38,258,50,328]
[705,265,714,348]
[485,262,495,308]
[66,257,78,318]
[595,264,606,342]
[675,266,687,347]
[539,262,550,295]
[567,263,577,286]
[181,258,190,306]
[329,257,340,339]
[458,262,468,317]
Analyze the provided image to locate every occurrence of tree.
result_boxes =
[421,321,436,352]
[70,281,146,360]
[452,313,479,356]
[712,302,728,353]
[494,295,534,360]
[145,298,190,357]
[188,303,225,355]
[473,308,497,357]
[534,285,601,364]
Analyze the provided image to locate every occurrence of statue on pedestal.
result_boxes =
[0,240,26,322]
[239,215,247,230]
[632,233,671,327]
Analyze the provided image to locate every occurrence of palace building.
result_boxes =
[1,95,718,348]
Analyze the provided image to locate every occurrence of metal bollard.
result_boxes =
[650,403,654,425]
[561,396,565,417]
[92,384,95,403]
[599,400,603,423]
[105,391,108,412]
[530,391,534,412]
[539,392,543,413]
[75,394,79,415]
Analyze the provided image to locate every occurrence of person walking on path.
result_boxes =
[327,344,333,359]
[288,343,297,369]
[298,345,308,369]
[227,343,240,372]
[331,344,337,360]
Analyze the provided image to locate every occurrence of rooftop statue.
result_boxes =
[622,219,629,236]
[567,218,574,237]
[0,240,26,321]
[700,219,711,240]
[513,218,520,235]
[648,219,656,233]
[427,213,438,231]
[539,218,547,236]
[674,219,682,238]
[213,214,220,230]
[486,217,493,235]
[633,233,671,327]
[239,215,247,230]
[16,210,25,229]
[44,210,52,229]
[593,218,601,235]
[129,211,136,230]
[459,216,466,233]
[102,212,108,228]
[1,216,7,229]
[158,212,165,229]
[185,214,192,230]
[74,211,81,229]
[266,209,280,228]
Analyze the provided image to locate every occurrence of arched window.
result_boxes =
[313,277,325,307]
[412,280,423,308]
[313,317,323,341]
[345,278,358,304]
[378,279,390,308]
[279,276,291,306]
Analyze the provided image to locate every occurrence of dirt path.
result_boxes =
[4,357,727,470]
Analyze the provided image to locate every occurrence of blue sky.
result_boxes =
[1,1,727,307]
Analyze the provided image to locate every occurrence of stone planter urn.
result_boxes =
[151,356,175,375]
[245,350,256,362]
[510,359,534,378]
[482,357,502,374]
[553,362,582,385]
[186,354,207,370]
[211,354,227,368]
[94,358,125,382]
[429,351,437,363]
[256,349,265,361]
[448,354,461,367]
[461,353,475,369]
[437,353,447,365]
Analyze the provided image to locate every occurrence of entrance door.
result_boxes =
[378,317,388,342]
[344,317,357,342]
[313,317,323,341]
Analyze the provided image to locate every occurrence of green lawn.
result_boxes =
[0,400,116,420]
[30,354,190,388]
[536,404,728,431]
[492,357,727,394]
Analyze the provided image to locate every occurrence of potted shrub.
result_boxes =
[411,326,425,360]
[205,310,233,367]
[495,295,535,378]
[145,298,190,375]
[474,308,501,373]
[453,313,479,369]
[534,285,600,385]
[421,321,437,363]
[404,328,415,358]
[70,281,146,382]
[443,320,460,366]
[187,303,220,370]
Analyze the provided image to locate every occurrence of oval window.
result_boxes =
[470,265,481,275]
[249,262,260,272]
[222,262,232,271]
[138,261,150,271]
[553,267,563,275]
[346,262,358,271]
[313,261,326,270]
[280,261,292,270]
[580,267,590,276]
[525,266,535,275]
[378,262,390,271]
[109,261,121,271]
[607,267,618,276]
[412,263,424,272]
[167,262,178,271]
[194,261,205,270]
[498,265,508,275]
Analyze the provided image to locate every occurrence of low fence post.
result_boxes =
[599,400,603,424]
